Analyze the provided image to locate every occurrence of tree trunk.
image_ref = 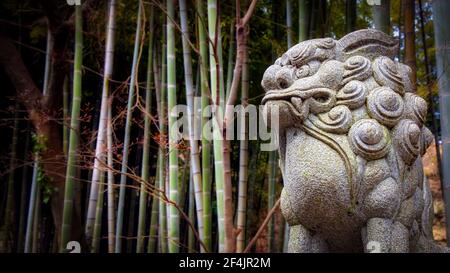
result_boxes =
[402,0,417,89]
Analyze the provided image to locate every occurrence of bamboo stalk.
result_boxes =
[286,0,293,48]
[225,20,235,98]
[346,0,356,33]
[418,0,442,183]
[236,31,249,253]
[60,5,82,251]
[179,0,205,251]
[63,76,69,155]
[147,167,159,253]
[17,127,31,252]
[158,18,168,253]
[147,46,162,254]
[86,0,117,245]
[24,158,39,253]
[91,171,105,252]
[432,0,450,246]
[207,0,226,252]
[166,0,179,253]
[188,174,195,252]
[197,0,212,252]
[136,3,154,253]
[106,100,115,253]
[373,0,390,34]
[115,0,143,253]
[267,151,277,252]
[298,0,309,42]
[31,188,41,253]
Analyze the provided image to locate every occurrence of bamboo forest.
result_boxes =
[0,0,449,255]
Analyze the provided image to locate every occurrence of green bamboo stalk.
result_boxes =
[166,0,179,253]
[432,0,450,246]
[178,151,189,214]
[91,171,105,252]
[179,0,205,251]
[207,0,226,253]
[86,0,117,245]
[346,0,356,33]
[148,46,162,254]
[236,32,249,253]
[106,101,115,253]
[158,22,168,253]
[63,75,69,155]
[126,184,137,253]
[373,0,390,34]
[137,3,154,253]
[225,21,235,98]
[115,0,143,253]
[298,0,309,42]
[197,0,212,252]
[267,151,277,252]
[60,4,83,252]
[147,164,159,253]
[286,0,293,48]
[188,174,195,252]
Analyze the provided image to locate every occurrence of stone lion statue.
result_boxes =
[261,29,449,253]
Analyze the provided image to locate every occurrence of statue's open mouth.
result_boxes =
[262,87,335,119]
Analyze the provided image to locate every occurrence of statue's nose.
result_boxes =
[261,65,297,91]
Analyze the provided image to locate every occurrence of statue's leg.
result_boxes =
[362,218,409,253]
[287,224,328,253]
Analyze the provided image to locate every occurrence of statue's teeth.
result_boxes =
[291,97,302,109]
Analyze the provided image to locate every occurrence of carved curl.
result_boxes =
[309,105,353,134]
[393,119,421,166]
[349,119,391,160]
[404,93,428,128]
[372,56,404,95]
[342,56,372,85]
[336,80,367,109]
[367,86,404,127]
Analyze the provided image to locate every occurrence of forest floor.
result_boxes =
[422,141,447,246]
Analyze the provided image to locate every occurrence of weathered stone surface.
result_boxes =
[261,29,449,253]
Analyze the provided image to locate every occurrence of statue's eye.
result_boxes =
[295,65,310,78]
[295,61,321,79]
[275,67,294,89]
